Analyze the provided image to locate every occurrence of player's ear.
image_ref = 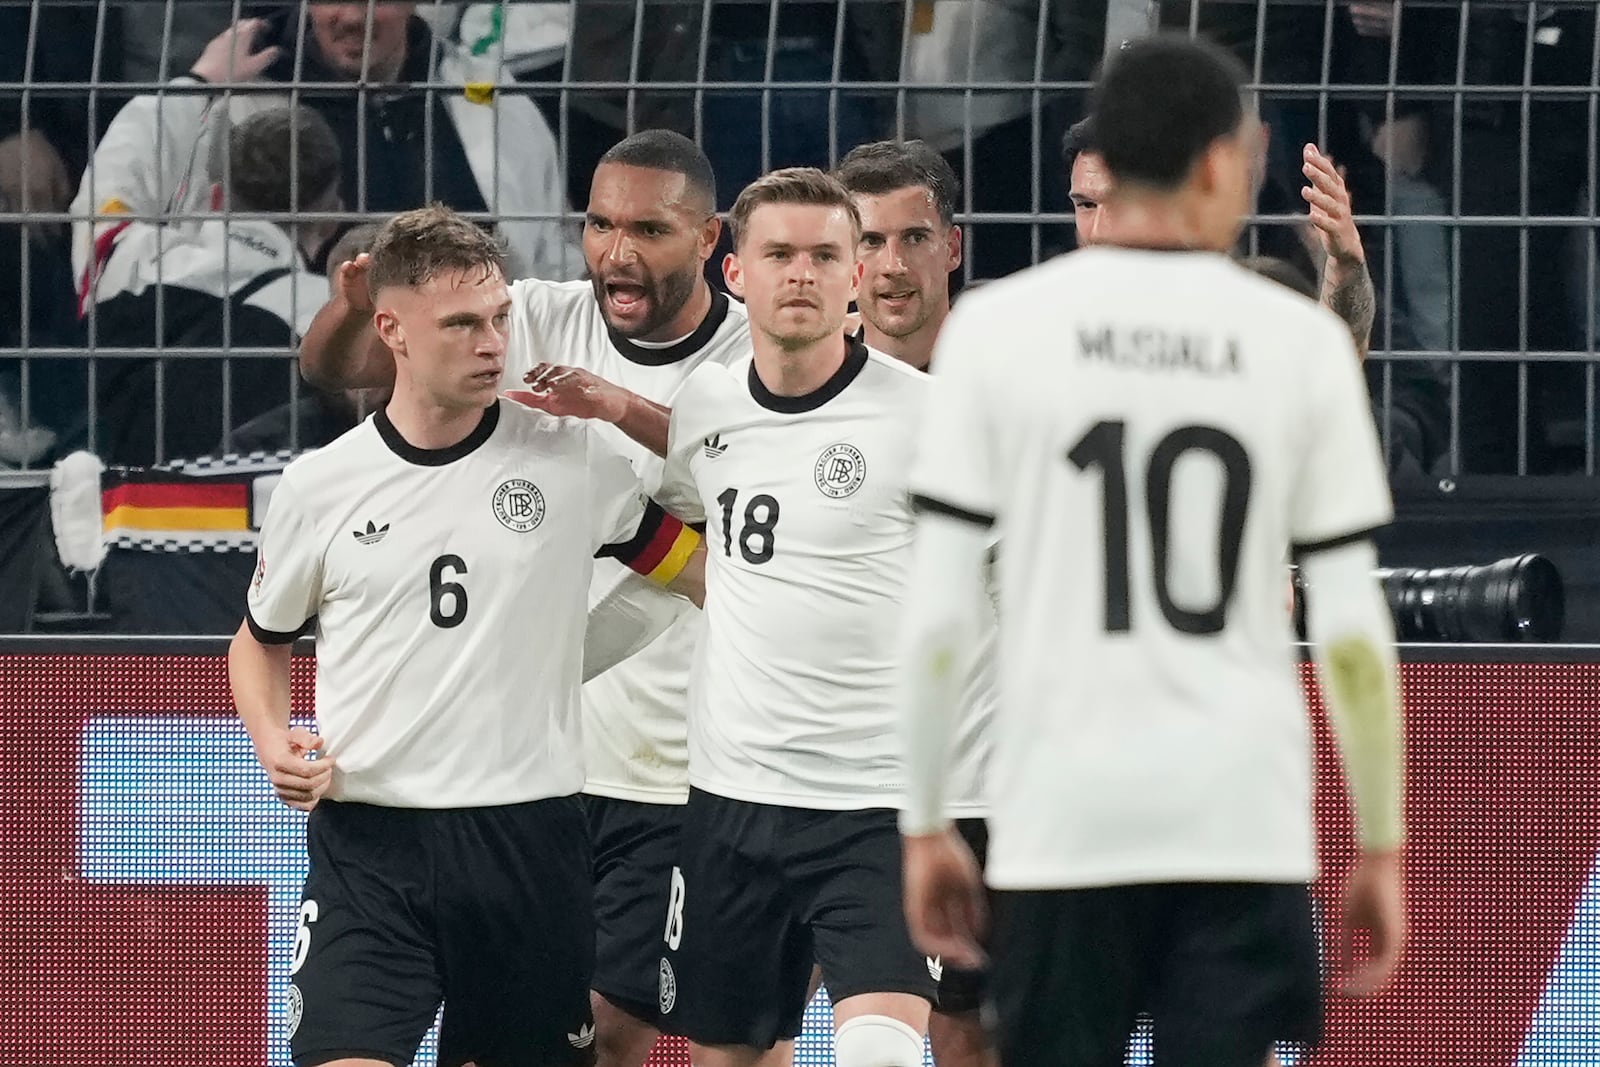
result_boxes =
[699,213,722,262]
[723,251,744,298]
[946,224,963,273]
[373,308,405,355]
[849,256,864,300]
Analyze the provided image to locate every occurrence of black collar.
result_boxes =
[748,336,869,414]
[608,290,732,366]
[375,400,500,466]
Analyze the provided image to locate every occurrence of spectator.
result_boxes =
[0,3,108,462]
[113,1,235,85]
[220,223,390,456]
[248,2,580,278]
[71,81,343,465]
[903,0,1112,279]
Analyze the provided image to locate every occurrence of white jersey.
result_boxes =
[912,248,1393,889]
[946,549,999,817]
[658,340,930,810]
[246,398,670,809]
[506,279,751,804]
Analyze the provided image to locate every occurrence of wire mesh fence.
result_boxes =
[0,0,1593,475]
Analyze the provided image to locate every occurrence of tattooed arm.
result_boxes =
[1302,144,1376,360]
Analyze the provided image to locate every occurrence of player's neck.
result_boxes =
[862,304,946,372]
[643,279,715,344]
[752,330,849,397]
[384,384,492,451]
[1098,193,1229,254]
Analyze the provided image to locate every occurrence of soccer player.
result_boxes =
[836,139,997,1067]
[296,131,755,1067]
[229,205,706,1067]
[1066,114,1378,358]
[651,168,935,1067]
[899,35,1406,1067]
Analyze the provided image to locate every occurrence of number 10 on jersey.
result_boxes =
[1068,419,1251,636]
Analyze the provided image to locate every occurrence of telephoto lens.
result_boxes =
[1375,554,1564,643]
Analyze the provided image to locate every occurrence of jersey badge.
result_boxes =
[815,442,867,499]
[492,479,546,532]
[658,957,678,1013]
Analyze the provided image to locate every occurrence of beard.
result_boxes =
[592,262,701,340]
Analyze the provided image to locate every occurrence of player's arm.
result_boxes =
[1298,536,1406,995]
[1302,144,1375,359]
[227,622,332,812]
[511,364,672,459]
[298,253,396,391]
[1292,317,1404,995]
[233,478,333,810]
[582,567,695,681]
[897,505,992,969]
[596,499,705,608]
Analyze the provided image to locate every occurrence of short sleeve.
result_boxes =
[654,371,709,526]
[590,421,701,584]
[1290,320,1394,556]
[586,425,653,553]
[908,299,1000,527]
[245,477,322,643]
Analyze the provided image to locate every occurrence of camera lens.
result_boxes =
[1374,554,1563,643]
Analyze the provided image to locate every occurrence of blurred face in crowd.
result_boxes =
[583,164,719,341]
[374,267,510,413]
[853,184,960,341]
[726,203,862,353]
[309,3,415,81]
[1070,150,1113,247]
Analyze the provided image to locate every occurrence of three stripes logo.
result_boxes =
[351,520,390,546]
[567,1022,596,1049]
[703,433,728,459]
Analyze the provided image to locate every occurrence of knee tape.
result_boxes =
[835,1014,925,1067]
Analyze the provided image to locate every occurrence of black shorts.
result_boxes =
[289,797,596,1067]
[932,817,990,1016]
[584,794,685,1029]
[988,882,1322,1067]
[658,788,938,1049]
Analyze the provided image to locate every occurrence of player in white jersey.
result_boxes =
[1065,113,1378,358]
[230,206,707,1067]
[835,140,997,1067]
[296,132,760,1067]
[898,37,1407,1067]
[643,169,934,1067]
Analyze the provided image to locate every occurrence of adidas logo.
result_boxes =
[926,955,943,982]
[703,433,728,459]
[567,1022,595,1049]
[352,520,390,545]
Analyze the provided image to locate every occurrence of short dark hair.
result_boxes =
[1061,115,1099,173]
[727,167,862,249]
[1090,35,1250,191]
[835,140,960,226]
[1238,255,1317,301]
[597,129,717,211]
[229,107,342,213]
[366,204,507,295]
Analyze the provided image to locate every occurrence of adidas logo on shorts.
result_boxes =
[567,1022,595,1048]
[926,955,944,982]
